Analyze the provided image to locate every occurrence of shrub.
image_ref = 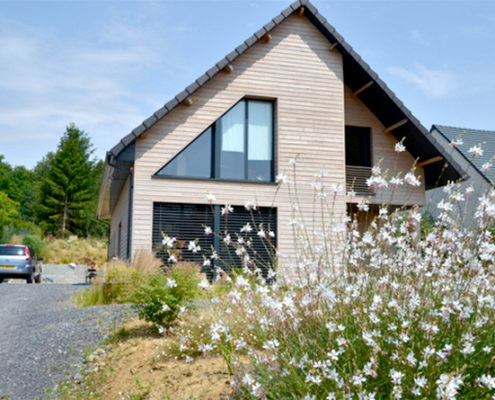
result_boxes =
[131,262,202,329]
[22,234,46,255]
[174,162,495,399]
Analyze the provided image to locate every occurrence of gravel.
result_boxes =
[0,283,131,400]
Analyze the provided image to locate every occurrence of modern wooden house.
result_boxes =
[98,0,462,269]
[425,125,495,226]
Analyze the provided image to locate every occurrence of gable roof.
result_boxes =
[432,124,495,184]
[106,0,463,182]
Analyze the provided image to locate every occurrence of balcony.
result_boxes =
[345,165,373,195]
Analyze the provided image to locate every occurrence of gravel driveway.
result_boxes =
[0,283,130,400]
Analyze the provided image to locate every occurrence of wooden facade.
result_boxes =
[106,15,424,263]
[100,2,458,266]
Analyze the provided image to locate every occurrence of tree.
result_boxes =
[0,191,19,234]
[37,124,97,237]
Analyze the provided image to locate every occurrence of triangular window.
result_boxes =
[155,99,274,182]
[156,127,212,178]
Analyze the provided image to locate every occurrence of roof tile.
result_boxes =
[254,28,267,39]
[281,6,293,17]
[164,98,179,110]
[205,65,219,78]
[132,125,146,136]
[235,42,248,53]
[196,74,209,86]
[121,133,136,146]
[225,51,238,63]
[272,14,285,25]
[263,20,276,32]
[154,107,168,120]
[186,81,199,95]
[143,115,158,129]
[244,35,257,47]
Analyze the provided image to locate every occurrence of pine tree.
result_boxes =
[38,124,97,237]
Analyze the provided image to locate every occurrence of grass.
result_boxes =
[41,237,107,265]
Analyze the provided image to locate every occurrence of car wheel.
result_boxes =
[0,279,3,284]
[34,274,41,284]
[26,273,34,284]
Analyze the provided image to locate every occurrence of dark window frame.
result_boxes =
[153,98,275,183]
[345,125,372,167]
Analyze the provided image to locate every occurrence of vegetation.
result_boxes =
[0,123,107,249]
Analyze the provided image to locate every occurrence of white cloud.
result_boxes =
[0,14,170,167]
[387,63,457,98]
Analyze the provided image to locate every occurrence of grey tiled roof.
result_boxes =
[106,0,463,183]
[433,124,495,184]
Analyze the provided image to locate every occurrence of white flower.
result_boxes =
[451,138,463,147]
[436,374,463,399]
[168,255,177,263]
[276,173,289,184]
[405,172,421,187]
[198,279,210,289]
[371,166,382,176]
[257,229,266,239]
[468,145,483,157]
[162,303,172,312]
[205,192,216,203]
[244,200,257,211]
[289,158,297,166]
[240,223,252,233]
[395,142,406,152]
[221,204,234,215]
[188,240,201,253]
[482,162,492,172]
[162,236,176,248]
[390,177,404,186]
[204,226,213,235]
[166,278,177,288]
[390,369,404,385]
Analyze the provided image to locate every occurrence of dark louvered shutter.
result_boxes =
[219,206,277,275]
[152,203,214,265]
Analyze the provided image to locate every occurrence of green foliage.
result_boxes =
[37,123,102,237]
[131,263,202,329]
[0,191,19,235]
[22,235,46,255]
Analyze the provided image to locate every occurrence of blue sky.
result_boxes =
[1,0,494,168]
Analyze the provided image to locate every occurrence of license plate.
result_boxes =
[1,266,15,269]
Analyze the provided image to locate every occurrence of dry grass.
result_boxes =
[41,237,107,265]
[130,249,163,275]
[58,318,231,400]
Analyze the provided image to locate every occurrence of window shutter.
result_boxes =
[219,206,276,276]
[152,203,214,266]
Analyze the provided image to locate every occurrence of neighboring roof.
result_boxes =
[105,0,463,183]
[432,124,495,184]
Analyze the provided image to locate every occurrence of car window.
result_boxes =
[0,247,25,256]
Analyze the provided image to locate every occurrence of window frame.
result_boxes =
[153,98,276,184]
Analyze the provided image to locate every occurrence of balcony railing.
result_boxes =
[346,165,373,195]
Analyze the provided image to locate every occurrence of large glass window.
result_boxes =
[156,127,212,178]
[155,99,274,182]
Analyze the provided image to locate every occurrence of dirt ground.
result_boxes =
[87,319,231,400]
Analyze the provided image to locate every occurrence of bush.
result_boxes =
[174,164,495,399]
[22,234,46,255]
[131,262,202,329]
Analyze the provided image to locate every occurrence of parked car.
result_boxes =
[0,244,43,284]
